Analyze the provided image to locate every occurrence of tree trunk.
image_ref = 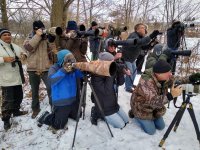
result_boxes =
[50,0,65,27]
[0,0,9,28]
[76,0,80,24]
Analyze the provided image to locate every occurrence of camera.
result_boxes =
[11,56,20,67]
[175,22,195,32]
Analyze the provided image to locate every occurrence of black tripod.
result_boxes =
[159,91,200,147]
[72,74,114,148]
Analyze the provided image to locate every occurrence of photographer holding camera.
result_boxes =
[23,20,53,118]
[129,60,200,135]
[90,52,129,128]
[37,49,83,132]
[167,21,184,51]
[122,23,160,93]
[0,28,28,130]
[59,20,88,62]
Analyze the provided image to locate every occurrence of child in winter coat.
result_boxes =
[37,49,82,131]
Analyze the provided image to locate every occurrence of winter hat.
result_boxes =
[153,60,171,73]
[99,52,114,61]
[91,21,98,27]
[153,44,163,56]
[56,49,71,67]
[66,21,78,31]
[105,38,116,49]
[0,28,11,37]
[33,20,45,30]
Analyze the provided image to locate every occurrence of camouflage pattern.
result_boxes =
[73,60,116,76]
[130,68,190,120]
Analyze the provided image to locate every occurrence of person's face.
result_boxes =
[0,32,12,43]
[108,45,116,53]
[92,25,98,30]
[136,25,147,37]
[155,71,172,81]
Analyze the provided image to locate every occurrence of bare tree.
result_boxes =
[0,0,9,28]
[51,0,74,28]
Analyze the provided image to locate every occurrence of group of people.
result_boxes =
[1,19,200,137]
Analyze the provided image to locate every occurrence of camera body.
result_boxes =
[11,56,20,67]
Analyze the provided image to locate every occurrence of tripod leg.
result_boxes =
[88,81,114,137]
[173,103,187,132]
[72,81,87,148]
[82,82,87,120]
[187,103,200,144]
[159,104,186,147]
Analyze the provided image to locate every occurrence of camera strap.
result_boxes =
[0,43,12,57]
[10,44,25,84]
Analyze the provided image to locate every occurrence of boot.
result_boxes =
[13,110,28,117]
[31,108,41,119]
[4,120,11,131]
[90,106,98,126]
[37,111,50,127]
[128,110,134,118]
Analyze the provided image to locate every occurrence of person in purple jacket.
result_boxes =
[37,49,83,131]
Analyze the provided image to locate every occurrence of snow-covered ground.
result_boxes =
[1,38,200,150]
[1,79,200,150]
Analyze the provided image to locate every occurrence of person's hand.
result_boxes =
[114,53,122,60]
[36,29,43,36]
[189,73,200,85]
[3,57,15,62]
[20,53,27,61]
[149,30,160,39]
[124,68,131,76]
[171,83,182,98]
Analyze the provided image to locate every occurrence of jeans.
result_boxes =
[28,71,52,111]
[125,61,137,92]
[105,107,129,129]
[135,117,165,135]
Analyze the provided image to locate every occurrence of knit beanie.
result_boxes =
[56,49,71,67]
[33,20,45,30]
[153,60,171,73]
[153,44,163,56]
[66,21,78,31]
[99,52,114,61]
[91,21,98,27]
[0,28,11,37]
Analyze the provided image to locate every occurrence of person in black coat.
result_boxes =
[90,52,129,129]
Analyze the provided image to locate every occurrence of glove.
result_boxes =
[149,30,160,39]
[171,83,182,98]
[63,54,76,72]
[189,73,200,85]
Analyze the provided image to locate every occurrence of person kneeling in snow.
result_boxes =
[128,60,199,135]
[37,49,82,131]
[91,52,129,129]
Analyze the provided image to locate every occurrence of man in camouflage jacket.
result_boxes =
[129,60,189,135]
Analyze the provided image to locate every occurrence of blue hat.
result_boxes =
[57,49,71,66]
[66,21,78,31]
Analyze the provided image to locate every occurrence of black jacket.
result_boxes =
[122,32,151,62]
[167,26,183,49]
[91,71,124,116]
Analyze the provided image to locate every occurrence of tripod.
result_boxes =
[72,74,114,148]
[159,91,200,147]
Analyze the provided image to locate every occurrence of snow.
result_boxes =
[1,38,200,150]
[1,80,200,150]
